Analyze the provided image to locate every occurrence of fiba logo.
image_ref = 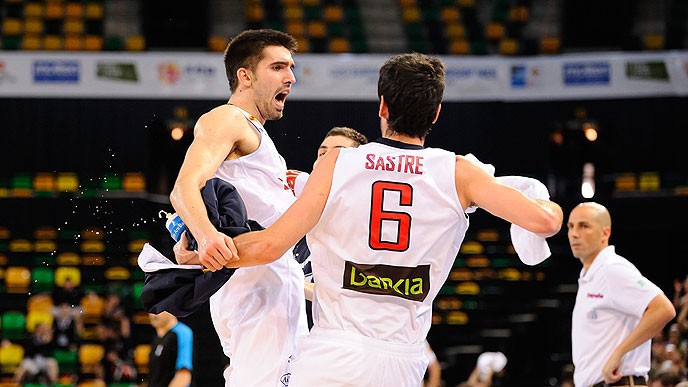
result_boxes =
[280,373,290,386]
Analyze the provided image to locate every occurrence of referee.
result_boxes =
[147,311,193,387]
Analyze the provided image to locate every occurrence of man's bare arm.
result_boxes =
[229,148,338,267]
[170,106,248,270]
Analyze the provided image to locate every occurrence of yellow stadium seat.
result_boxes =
[460,241,484,255]
[245,4,264,22]
[24,18,43,34]
[123,172,146,190]
[45,2,64,19]
[329,37,350,53]
[448,39,469,54]
[27,293,54,313]
[128,239,147,253]
[24,2,45,18]
[79,344,105,373]
[307,21,327,38]
[441,6,460,23]
[284,5,303,20]
[22,34,42,50]
[44,35,64,50]
[401,6,421,23]
[56,252,81,266]
[134,344,151,374]
[2,18,23,35]
[26,310,54,332]
[485,21,505,40]
[125,35,146,51]
[65,2,84,18]
[9,238,31,252]
[84,35,103,51]
[0,342,25,374]
[615,172,637,191]
[34,239,57,252]
[476,228,500,242]
[64,18,84,34]
[509,5,528,22]
[445,22,466,39]
[399,0,416,6]
[540,36,560,54]
[81,240,105,253]
[65,35,83,51]
[80,293,105,324]
[105,266,130,281]
[77,379,107,387]
[85,3,103,19]
[296,37,310,52]
[644,33,664,50]
[639,171,660,191]
[55,266,81,287]
[466,255,490,268]
[57,172,79,192]
[446,311,468,325]
[323,5,344,22]
[208,35,228,52]
[499,38,519,55]
[0,226,10,239]
[286,21,306,38]
[81,254,104,266]
[455,281,480,295]
[34,226,58,239]
[458,0,474,7]
[5,266,31,293]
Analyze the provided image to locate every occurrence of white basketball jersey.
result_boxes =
[209,106,307,386]
[308,138,469,344]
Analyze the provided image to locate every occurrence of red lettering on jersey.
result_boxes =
[365,154,375,169]
[415,156,424,174]
[375,156,385,170]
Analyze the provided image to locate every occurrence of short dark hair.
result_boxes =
[224,29,298,92]
[325,127,369,146]
[377,53,445,139]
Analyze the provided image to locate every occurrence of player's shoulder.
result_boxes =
[195,104,251,135]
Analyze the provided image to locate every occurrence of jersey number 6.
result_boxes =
[369,181,413,252]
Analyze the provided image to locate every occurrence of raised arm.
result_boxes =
[455,155,563,238]
[229,148,337,267]
[170,106,249,270]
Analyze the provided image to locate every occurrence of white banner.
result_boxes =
[0,51,686,101]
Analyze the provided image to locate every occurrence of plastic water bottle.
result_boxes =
[159,210,187,242]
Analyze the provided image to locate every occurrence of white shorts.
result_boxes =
[210,253,307,387]
[289,328,428,387]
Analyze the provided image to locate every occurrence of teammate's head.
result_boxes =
[224,29,298,93]
[567,202,612,263]
[377,53,445,139]
[314,127,368,168]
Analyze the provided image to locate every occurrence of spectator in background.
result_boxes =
[458,351,507,387]
[52,302,83,351]
[13,322,59,385]
[146,311,193,387]
[52,276,82,308]
[423,340,442,387]
[102,293,131,341]
[673,275,688,310]
[568,202,675,387]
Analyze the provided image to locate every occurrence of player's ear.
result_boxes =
[432,104,442,124]
[378,96,388,119]
[237,67,252,87]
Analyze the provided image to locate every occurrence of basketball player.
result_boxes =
[169,29,307,386]
[224,53,564,386]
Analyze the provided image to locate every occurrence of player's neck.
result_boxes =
[384,132,424,146]
[227,96,265,125]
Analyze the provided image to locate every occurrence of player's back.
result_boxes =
[307,138,468,344]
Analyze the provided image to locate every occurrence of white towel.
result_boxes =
[496,176,552,266]
[138,243,203,273]
[462,154,551,266]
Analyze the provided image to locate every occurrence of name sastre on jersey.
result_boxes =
[365,153,425,175]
